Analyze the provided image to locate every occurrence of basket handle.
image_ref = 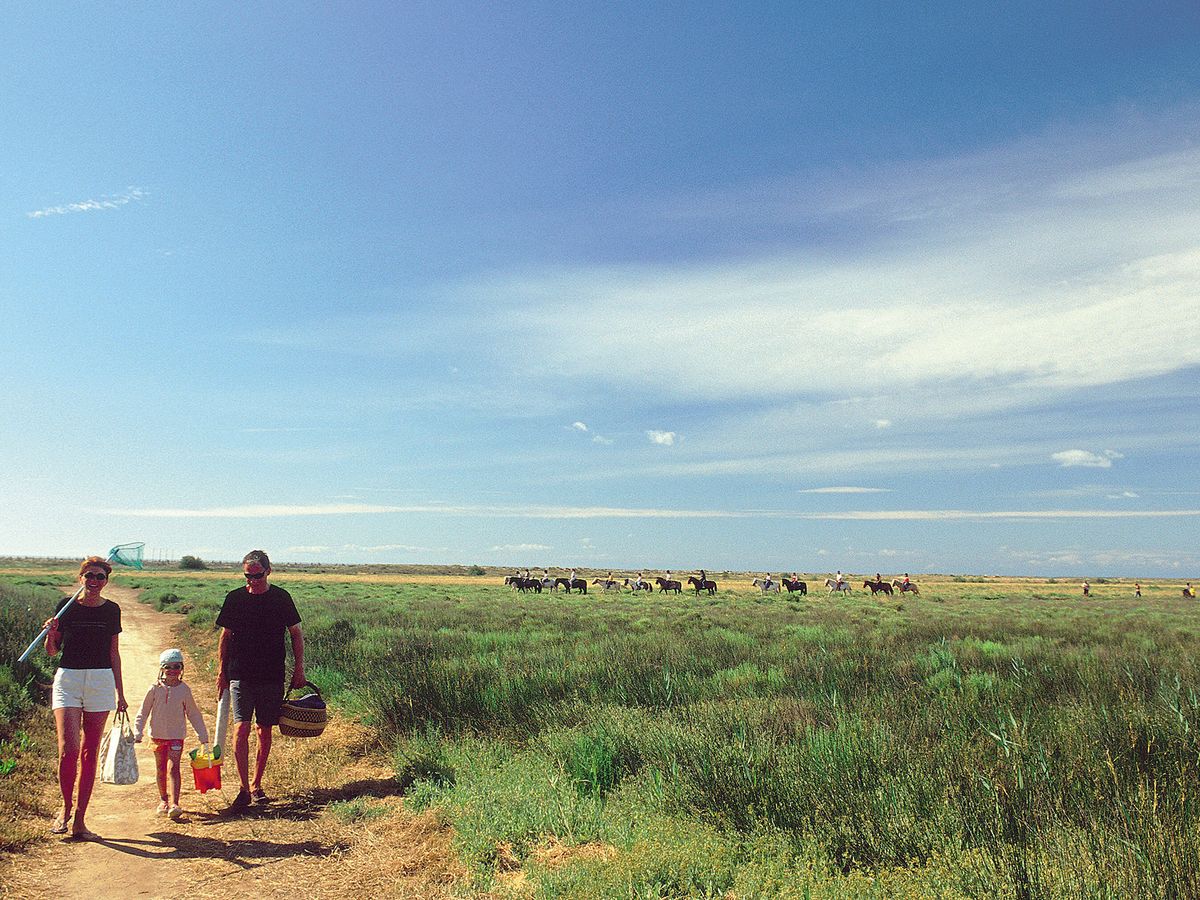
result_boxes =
[286,680,322,699]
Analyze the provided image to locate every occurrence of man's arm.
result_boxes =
[288,623,305,689]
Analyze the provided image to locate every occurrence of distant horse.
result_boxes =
[623,578,654,593]
[554,577,588,594]
[825,579,851,594]
[863,579,893,596]
[892,580,920,595]
[783,579,807,595]
[687,576,717,595]
[655,577,682,594]
[752,578,780,594]
[504,575,541,593]
[592,578,621,592]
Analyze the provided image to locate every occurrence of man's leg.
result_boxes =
[233,720,253,792]
[252,723,272,792]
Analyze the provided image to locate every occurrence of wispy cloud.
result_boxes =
[27,187,147,219]
[874,419,892,429]
[1052,449,1123,468]
[98,502,1200,521]
[570,421,588,432]
[472,118,1200,413]
[488,543,553,552]
[798,486,891,494]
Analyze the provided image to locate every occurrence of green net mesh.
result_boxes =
[108,542,145,569]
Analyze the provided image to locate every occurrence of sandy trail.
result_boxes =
[39,586,212,898]
[9,585,461,900]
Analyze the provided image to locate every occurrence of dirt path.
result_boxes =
[11,587,464,899]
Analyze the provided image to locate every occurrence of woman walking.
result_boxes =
[43,556,128,839]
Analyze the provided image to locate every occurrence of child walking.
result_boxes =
[134,649,209,819]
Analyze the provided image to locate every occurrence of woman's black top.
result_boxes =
[54,597,121,669]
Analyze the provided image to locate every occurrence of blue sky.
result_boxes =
[2,3,1199,576]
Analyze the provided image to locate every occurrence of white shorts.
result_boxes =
[52,668,117,712]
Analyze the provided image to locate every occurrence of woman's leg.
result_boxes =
[73,710,109,832]
[53,707,82,822]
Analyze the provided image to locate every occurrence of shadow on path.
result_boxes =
[92,831,349,868]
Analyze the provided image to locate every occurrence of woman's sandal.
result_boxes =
[70,826,100,841]
[50,815,70,835]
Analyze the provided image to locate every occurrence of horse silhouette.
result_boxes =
[892,580,919,595]
[655,577,682,594]
[863,579,893,595]
[687,576,717,595]
[825,578,851,594]
[554,577,588,594]
[783,579,807,595]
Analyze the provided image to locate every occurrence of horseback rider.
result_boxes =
[835,570,844,590]
[762,573,773,591]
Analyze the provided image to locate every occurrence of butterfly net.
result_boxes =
[108,542,146,569]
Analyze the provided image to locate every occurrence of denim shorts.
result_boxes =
[229,679,284,727]
[52,667,116,712]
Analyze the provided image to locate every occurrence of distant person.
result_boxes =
[134,649,209,820]
[1082,581,1090,597]
[1135,582,1141,598]
[216,550,305,813]
[874,573,882,584]
[1187,583,1196,599]
[835,570,844,590]
[44,556,128,839]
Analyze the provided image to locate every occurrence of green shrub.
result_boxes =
[180,555,207,570]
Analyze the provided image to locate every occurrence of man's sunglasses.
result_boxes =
[244,571,267,580]
[84,572,108,581]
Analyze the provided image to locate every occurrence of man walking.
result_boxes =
[216,550,305,812]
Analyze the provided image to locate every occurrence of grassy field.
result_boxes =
[4,566,1199,897]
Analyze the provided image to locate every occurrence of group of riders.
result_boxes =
[504,568,918,595]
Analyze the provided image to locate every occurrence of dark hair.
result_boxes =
[242,549,272,570]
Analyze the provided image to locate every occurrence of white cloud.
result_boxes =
[647,430,676,446]
[477,121,1200,411]
[97,502,1200,522]
[592,435,614,445]
[874,419,892,429]
[488,543,553,552]
[27,187,147,218]
[1052,449,1123,468]
[570,421,588,432]
[798,486,891,494]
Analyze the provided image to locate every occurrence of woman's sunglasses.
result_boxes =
[84,572,108,581]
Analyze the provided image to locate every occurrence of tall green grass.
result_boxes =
[150,576,1200,895]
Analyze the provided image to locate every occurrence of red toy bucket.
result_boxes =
[192,762,221,793]
[189,745,223,793]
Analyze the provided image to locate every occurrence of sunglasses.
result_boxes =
[244,571,267,580]
[84,572,109,581]
[162,663,183,670]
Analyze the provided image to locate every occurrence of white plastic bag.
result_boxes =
[100,711,139,785]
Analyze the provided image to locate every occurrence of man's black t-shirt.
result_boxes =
[215,585,301,683]
[55,597,122,669]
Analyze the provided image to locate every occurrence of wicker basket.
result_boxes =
[278,682,328,738]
